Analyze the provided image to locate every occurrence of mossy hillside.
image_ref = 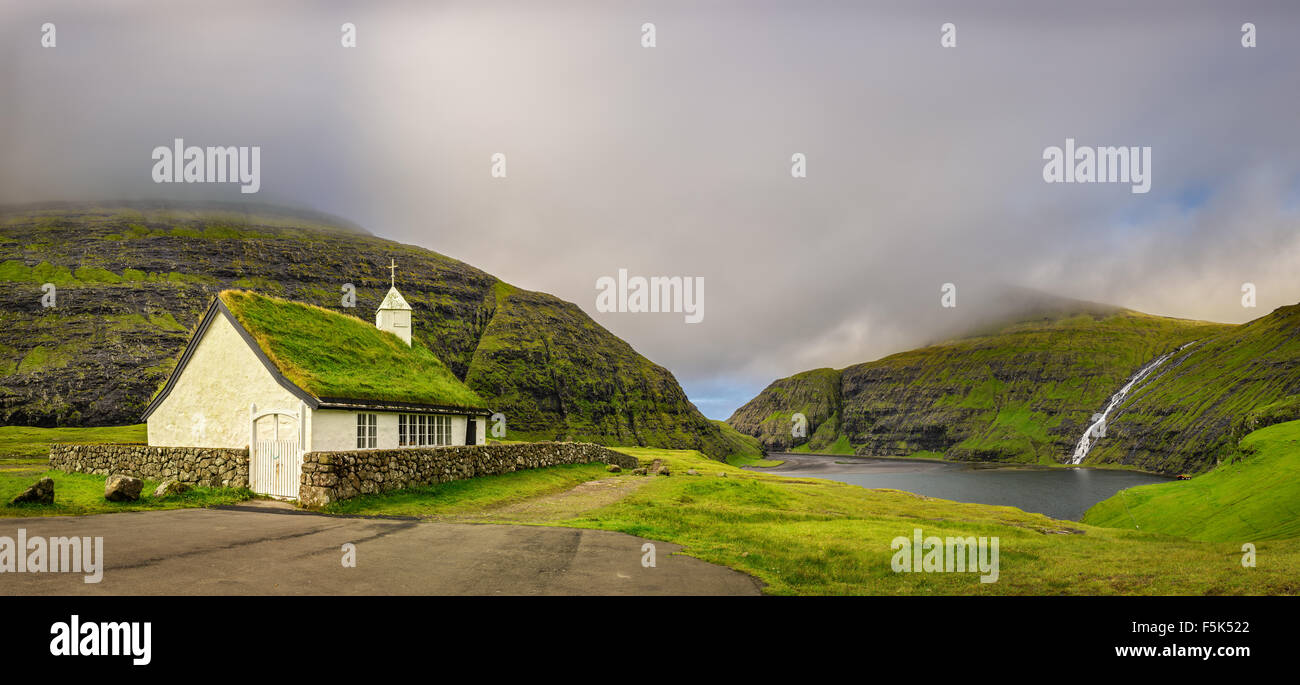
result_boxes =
[729,311,1227,469]
[219,290,486,409]
[732,367,843,452]
[465,284,760,459]
[1089,304,1300,473]
[711,419,766,459]
[1083,420,1300,541]
[1,203,749,460]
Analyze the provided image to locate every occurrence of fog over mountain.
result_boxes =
[4,0,1299,418]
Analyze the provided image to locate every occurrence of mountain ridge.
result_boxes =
[728,303,1238,473]
[0,203,757,461]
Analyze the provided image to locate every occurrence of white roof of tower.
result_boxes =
[378,286,411,310]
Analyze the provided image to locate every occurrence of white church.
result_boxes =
[140,273,493,498]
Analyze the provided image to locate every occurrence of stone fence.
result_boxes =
[48,443,250,489]
[299,441,640,508]
[48,440,641,507]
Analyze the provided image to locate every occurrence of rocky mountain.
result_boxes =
[0,202,757,461]
[728,304,1237,472]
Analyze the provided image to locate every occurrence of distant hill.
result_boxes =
[728,304,1232,472]
[0,202,758,461]
[1090,303,1300,473]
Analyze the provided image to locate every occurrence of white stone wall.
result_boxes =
[147,314,301,449]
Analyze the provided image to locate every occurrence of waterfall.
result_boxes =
[1070,343,1194,465]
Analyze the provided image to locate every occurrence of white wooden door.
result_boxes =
[248,402,307,499]
[252,439,302,499]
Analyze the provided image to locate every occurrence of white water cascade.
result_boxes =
[1070,344,1193,465]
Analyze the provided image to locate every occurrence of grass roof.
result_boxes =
[218,290,487,410]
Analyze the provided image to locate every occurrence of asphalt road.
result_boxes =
[0,502,761,595]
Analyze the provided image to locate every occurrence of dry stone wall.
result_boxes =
[49,443,250,488]
[299,441,640,508]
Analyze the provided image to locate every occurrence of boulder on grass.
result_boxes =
[9,477,54,505]
[153,479,191,498]
[105,474,143,502]
[631,467,648,476]
[605,463,622,473]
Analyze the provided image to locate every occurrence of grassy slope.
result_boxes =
[729,311,1226,469]
[465,282,760,459]
[1084,420,1300,541]
[729,367,843,452]
[711,420,772,465]
[1091,304,1300,473]
[562,447,1299,595]
[220,289,486,409]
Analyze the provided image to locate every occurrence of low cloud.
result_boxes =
[3,0,1298,418]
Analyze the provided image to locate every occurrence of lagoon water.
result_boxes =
[759,453,1171,520]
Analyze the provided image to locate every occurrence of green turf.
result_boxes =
[0,424,146,465]
[1083,420,1300,541]
[0,468,251,517]
[219,289,487,410]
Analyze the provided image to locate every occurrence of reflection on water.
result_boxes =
[758,454,1170,520]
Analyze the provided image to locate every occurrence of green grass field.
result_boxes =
[0,424,146,465]
[0,468,251,517]
[0,424,248,516]
[1084,420,1300,541]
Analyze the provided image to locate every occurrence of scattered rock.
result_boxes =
[605,464,622,473]
[687,469,698,476]
[8,477,54,505]
[717,472,727,478]
[105,474,143,502]
[153,479,191,497]
[632,467,648,476]
[657,467,671,477]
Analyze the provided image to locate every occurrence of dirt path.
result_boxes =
[431,476,652,523]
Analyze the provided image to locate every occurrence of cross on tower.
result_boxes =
[389,259,396,288]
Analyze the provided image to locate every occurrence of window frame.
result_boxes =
[395,413,458,447]
[356,413,377,449]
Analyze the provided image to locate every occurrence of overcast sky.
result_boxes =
[3,0,1299,419]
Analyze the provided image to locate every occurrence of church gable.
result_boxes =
[143,300,306,446]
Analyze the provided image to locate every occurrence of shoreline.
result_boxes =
[762,451,1175,479]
